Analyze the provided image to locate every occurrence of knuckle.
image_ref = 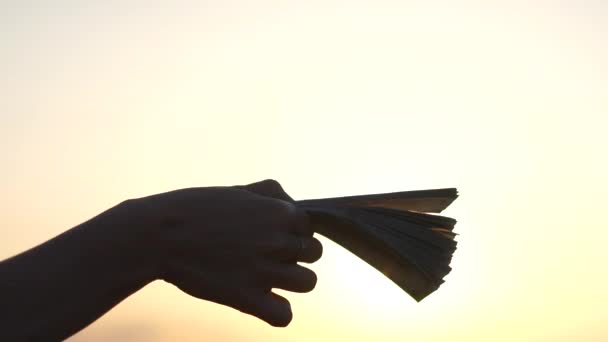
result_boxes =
[297,237,323,263]
[249,267,269,288]
[310,238,323,262]
[261,179,282,191]
[239,292,266,319]
[268,233,291,254]
[298,267,317,292]
[294,210,313,236]
[255,261,279,286]
[267,200,297,226]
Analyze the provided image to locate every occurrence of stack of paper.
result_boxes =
[297,188,458,301]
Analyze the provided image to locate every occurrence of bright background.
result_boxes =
[1,1,607,341]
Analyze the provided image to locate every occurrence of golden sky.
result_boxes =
[1,1,607,341]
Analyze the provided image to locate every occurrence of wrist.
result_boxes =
[90,199,163,285]
[114,197,186,282]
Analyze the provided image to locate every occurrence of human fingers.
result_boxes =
[296,236,323,263]
[258,261,318,293]
[162,262,293,327]
[267,233,323,263]
[240,291,293,327]
[263,233,321,262]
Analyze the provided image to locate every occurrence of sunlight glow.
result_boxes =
[1,1,607,341]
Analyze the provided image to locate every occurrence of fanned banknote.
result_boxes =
[297,188,458,301]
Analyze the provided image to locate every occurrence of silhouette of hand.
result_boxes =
[130,179,322,327]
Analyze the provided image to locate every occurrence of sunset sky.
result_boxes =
[1,1,607,341]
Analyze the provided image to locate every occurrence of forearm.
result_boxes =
[0,201,158,340]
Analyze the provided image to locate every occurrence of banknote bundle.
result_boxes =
[297,188,458,301]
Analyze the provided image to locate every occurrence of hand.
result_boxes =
[130,179,323,327]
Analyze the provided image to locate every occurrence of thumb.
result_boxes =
[236,179,294,202]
